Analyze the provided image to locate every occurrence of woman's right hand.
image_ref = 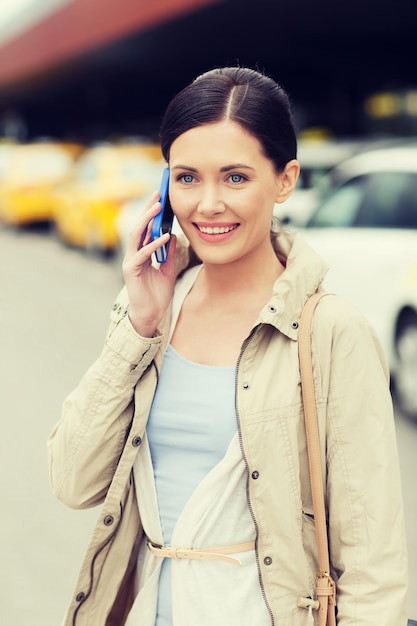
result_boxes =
[122,191,177,337]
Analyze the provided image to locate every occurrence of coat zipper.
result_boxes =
[235,324,275,626]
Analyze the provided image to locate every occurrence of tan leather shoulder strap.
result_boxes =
[299,292,337,626]
[299,292,330,572]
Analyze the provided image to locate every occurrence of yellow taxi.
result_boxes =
[0,141,84,225]
[52,142,163,253]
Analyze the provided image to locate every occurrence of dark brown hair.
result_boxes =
[160,67,297,172]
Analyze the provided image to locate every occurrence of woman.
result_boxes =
[48,67,408,625]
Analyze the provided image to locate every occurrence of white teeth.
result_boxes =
[198,225,237,234]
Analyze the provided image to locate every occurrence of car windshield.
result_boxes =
[307,171,417,229]
[7,147,73,184]
[0,146,15,179]
[295,167,330,191]
[27,151,72,175]
[76,157,100,181]
[119,159,159,180]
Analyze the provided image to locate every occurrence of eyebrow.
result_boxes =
[220,164,255,172]
[171,164,255,172]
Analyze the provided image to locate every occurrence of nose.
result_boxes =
[196,184,225,216]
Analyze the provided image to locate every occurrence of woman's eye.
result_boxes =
[181,174,194,184]
[229,174,244,183]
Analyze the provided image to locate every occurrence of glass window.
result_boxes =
[119,159,160,180]
[357,172,417,228]
[26,150,72,177]
[0,146,15,179]
[76,157,100,181]
[307,176,368,227]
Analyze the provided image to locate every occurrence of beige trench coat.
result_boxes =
[47,230,408,626]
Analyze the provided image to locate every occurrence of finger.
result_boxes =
[131,231,171,268]
[149,232,171,260]
[160,234,177,277]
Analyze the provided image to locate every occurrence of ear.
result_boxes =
[275,159,300,203]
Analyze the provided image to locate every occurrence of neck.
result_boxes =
[197,244,284,305]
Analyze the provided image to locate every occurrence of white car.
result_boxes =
[300,143,417,420]
[275,137,410,227]
[275,139,363,226]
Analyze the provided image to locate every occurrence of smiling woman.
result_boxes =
[48,67,409,626]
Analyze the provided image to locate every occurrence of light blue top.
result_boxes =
[146,344,237,626]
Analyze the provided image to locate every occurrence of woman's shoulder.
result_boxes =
[310,291,382,356]
[311,292,390,378]
[312,292,372,330]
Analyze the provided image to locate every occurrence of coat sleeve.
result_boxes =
[47,288,162,509]
[313,296,408,625]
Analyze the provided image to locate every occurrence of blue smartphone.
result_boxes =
[151,167,174,263]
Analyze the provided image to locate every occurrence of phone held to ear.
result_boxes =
[151,167,174,263]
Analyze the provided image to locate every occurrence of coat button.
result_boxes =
[291,321,299,329]
[268,305,277,313]
[75,592,86,602]
[103,515,114,526]
[263,556,273,566]
[242,382,249,389]
[251,471,259,480]
[132,436,142,447]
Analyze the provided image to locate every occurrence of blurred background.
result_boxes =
[0,0,416,623]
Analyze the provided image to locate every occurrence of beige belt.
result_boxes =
[147,540,255,566]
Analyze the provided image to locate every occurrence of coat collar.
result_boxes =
[258,229,328,339]
[173,229,328,341]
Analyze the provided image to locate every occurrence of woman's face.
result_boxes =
[168,120,297,267]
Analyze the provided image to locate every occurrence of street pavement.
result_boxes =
[1,225,416,624]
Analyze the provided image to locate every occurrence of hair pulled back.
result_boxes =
[160,67,297,172]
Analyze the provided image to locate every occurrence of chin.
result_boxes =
[194,248,241,266]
